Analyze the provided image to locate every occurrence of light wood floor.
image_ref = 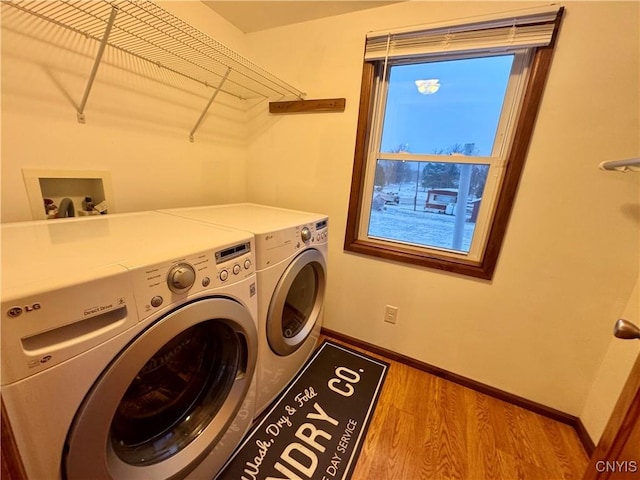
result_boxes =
[321,335,589,480]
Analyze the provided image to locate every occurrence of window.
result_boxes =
[345,6,564,279]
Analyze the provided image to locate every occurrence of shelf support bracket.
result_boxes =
[189,68,231,142]
[77,5,118,124]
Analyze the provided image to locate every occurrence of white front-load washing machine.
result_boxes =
[159,204,328,416]
[1,212,258,480]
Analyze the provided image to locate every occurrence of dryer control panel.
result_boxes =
[255,218,328,270]
[128,241,255,320]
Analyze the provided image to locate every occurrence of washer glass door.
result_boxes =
[267,248,326,356]
[64,297,257,480]
[111,321,238,465]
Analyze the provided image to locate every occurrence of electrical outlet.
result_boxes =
[384,305,398,324]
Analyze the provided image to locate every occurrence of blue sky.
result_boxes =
[380,54,514,156]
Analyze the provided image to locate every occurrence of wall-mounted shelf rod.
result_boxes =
[599,158,640,172]
[190,68,231,143]
[77,5,118,124]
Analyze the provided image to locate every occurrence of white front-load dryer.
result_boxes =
[1,212,258,480]
[159,204,328,416]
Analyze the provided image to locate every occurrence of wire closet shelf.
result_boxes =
[2,0,305,138]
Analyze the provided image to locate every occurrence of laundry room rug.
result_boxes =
[215,341,389,480]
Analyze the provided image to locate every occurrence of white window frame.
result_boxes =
[359,50,531,263]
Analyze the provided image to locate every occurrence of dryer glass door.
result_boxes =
[64,297,257,480]
[267,248,327,356]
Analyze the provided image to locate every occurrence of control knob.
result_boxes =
[301,226,312,242]
[167,263,196,293]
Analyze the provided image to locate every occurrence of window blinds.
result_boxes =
[365,5,562,60]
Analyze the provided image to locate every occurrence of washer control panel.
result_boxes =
[129,241,254,320]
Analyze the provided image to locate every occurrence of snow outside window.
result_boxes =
[367,54,517,256]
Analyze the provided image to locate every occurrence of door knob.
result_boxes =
[614,318,640,340]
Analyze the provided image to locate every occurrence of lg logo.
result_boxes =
[7,303,41,318]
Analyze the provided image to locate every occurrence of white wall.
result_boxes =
[244,0,640,432]
[1,1,250,222]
